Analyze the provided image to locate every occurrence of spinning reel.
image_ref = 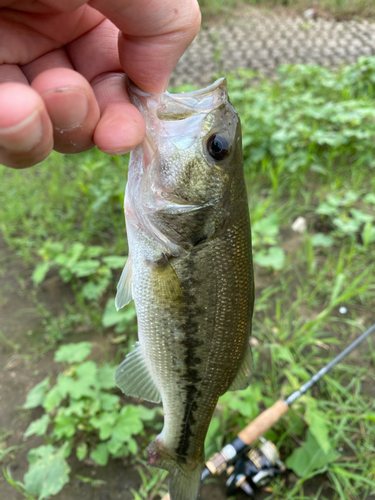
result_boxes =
[226,438,285,497]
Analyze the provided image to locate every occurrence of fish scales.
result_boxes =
[115,78,254,500]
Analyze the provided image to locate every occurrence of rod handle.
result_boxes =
[238,400,288,445]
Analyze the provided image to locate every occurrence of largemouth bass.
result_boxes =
[115,78,254,500]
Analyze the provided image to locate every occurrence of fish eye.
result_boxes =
[206,134,230,161]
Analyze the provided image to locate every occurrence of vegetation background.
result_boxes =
[199,0,375,22]
[0,1,375,500]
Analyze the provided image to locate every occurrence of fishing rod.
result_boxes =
[161,321,375,500]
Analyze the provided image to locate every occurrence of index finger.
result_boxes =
[90,0,201,93]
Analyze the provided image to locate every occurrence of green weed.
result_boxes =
[20,342,161,499]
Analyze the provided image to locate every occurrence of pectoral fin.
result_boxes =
[115,256,133,310]
[115,342,161,403]
[227,342,253,392]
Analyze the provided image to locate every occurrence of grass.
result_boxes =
[198,0,375,22]
[1,58,375,499]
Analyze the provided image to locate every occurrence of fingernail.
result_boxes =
[100,147,132,155]
[42,87,88,131]
[0,110,43,152]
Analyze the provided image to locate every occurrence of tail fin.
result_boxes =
[168,462,203,500]
[147,439,203,500]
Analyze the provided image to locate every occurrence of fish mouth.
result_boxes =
[127,77,228,122]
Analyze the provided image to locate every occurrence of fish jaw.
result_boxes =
[125,77,241,261]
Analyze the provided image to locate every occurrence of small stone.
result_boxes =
[292,216,307,233]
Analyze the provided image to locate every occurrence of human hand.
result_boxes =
[0,0,201,168]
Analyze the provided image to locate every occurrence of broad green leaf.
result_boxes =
[102,299,136,328]
[311,233,334,247]
[66,242,85,263]
[38,241,64,259]
[134,405,158,421]
[99,393,120,411]
[97,365,117,389]
[61,400,86,417]
[24,415,50,438]
[205,416,222,458]
[63,378,95,400]
[127,437,138,455]
[69,259,100,277]
[227,393,258,419]
[82,281,108,301]
[86,245,104,258]
[305,399,332,453]
[102,255,127,269]
[90,443,109,466]
[286,430,339,477]
[23,377,50,409]
[52,374,74,400]
[76,443,88,461]
[316,203,338,216]
[364,193,375,205]
[351,208,373,223]
[43,384,65,413]
[32,262,51,285]
[362,222,375,246]
[254,246,285,270]
[333,217,361,234]
[252,214,279,238]
[54,253,70,266]
[106,436,124,455]
[54,342,92,364]
[52,415,77,440]
[74,360,97,393]
[112,406,145,442]
[24,445,71,499]
[89,412,117,440]
[59,267,73,282]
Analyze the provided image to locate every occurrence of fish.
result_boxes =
[115,77,254,500]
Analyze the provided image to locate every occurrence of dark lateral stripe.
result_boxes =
[175,268,203,460]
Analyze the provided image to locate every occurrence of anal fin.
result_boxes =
[115,342,161,403]
[227,342,253,392]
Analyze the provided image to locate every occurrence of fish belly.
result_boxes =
[133,212,253,466]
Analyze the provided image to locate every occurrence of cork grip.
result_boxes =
[238,400,288,445]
